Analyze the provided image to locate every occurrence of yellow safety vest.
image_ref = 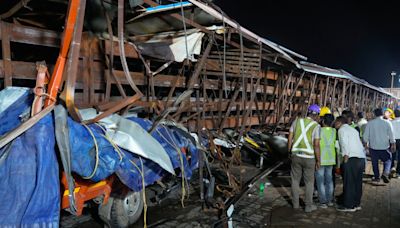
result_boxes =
[292,118,318,156]
[320,127,336,166]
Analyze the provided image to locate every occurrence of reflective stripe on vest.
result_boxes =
[320,127,336,166]
[292,118,317,156]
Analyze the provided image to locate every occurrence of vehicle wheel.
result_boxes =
[109,191,144,228]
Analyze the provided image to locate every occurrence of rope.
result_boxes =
[129,158,148,228]
[94,123,124,161]
[179,0,190,61]
[31,92,56,116]
[94,123,148,227]
[81,123,99,180]
[155,127,188,207]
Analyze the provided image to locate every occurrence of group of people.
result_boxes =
[287,104,400,213]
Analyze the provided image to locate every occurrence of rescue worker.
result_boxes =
[288,104,321,213]
[384,107,395,120]
[320,106,331,117]
[335,116,366,212]
[342,110,360,133]
[356,112,368,137]
[315,114,336,208]
[363,108,396,184]
[390,109,400,178]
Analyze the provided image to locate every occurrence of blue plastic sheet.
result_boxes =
[0,87,200,226]
[67,116,199,191]
[128,117,198,178]
[67,120,122,182]
[0,88,32,136]
[0,114,59,227]
[116,150,166,192]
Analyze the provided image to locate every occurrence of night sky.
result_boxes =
[214,0,400,88]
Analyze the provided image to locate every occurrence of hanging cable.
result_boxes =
[180,0,190,61]
[155,127,189,207]
[129,158,148,228]
[94,123,124,161]
[94,122,148,228]
[222,9,228,98]
[81,123,99,179]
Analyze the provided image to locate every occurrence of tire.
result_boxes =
[109,191,144,228]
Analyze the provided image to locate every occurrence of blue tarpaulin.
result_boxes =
[66,116,199,191]
[0,87,200,226]
[0,87,32,136]
[0,89,59,227]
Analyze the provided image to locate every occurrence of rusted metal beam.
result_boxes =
[45,0,81,107]
[86,94,142,124]
[187,38,213,89]
[0,21,60,47]
[0,104,55,149]
[273,72,304,132]
[142,0,256,53]
[1,22,12,87]
[341,80,347,110]
[104,39,139,59]
[266,71,293,126]
[0,0,33,20]
[219,80,241,131]
[174,38,213,120]
[323,77,330,106]
[32,62,48,115]
[63,0,87,121]
[330,78,338,111]
[117,0,143,97]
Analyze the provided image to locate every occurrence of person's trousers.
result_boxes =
[370,148,392,179]
[393,139,400,174]
[315,165,334,204]
[291,155,316,207]
[343,157,364,208]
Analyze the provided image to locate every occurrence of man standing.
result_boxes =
[357,112,368,137]
[390,109,400,178]
[315,114,336,208]
[342,110,360,133]
[363,108,396,184]
[288,104,321,213]
[335,116,366,212]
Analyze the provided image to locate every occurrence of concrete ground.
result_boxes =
[70,161,400,228]
[232,161,400,228]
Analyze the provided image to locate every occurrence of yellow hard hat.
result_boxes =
[320,106,332,117]
[384,107,395,119]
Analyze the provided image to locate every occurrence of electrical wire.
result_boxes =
[94,122,148,228]
[129,158,148,228]
[155,127,189,208]
[81,123,99,179]
[94,123,124,161]
[31,93,56,116]
[222,9,227,98]
[180,0,190,61]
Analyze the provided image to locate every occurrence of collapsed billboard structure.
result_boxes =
[0,0,396,133]
[0,0,398,227]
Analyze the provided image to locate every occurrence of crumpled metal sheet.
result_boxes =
[80,109,175,175]
[138,31,205,62]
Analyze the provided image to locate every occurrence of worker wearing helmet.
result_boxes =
[288,104,321,213]
[320,106,332,117]
[383,107,395,120]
